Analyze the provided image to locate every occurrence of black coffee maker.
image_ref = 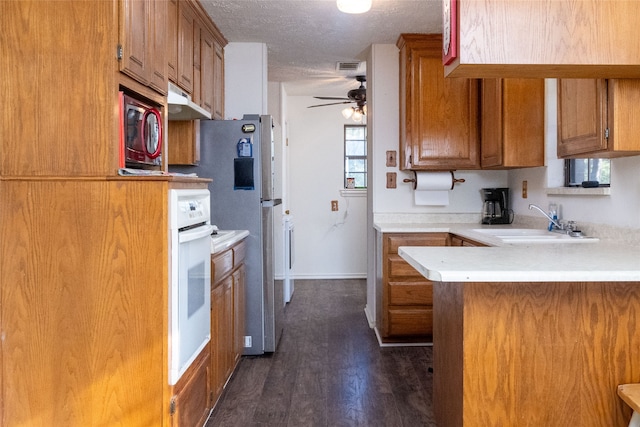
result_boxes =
[481,188,512,224]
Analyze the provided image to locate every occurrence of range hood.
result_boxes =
[167,82,211,120]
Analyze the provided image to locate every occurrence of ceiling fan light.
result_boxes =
[337,0,372,14]
[342,107,354,119]
[352,110,363,122]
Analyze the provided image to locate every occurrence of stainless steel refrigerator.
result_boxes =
[170,114,283,355]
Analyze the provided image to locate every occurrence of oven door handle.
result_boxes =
[179,225,216,243]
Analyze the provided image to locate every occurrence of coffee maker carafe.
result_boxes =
[481,188,512,225]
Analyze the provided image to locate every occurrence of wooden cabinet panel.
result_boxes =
[119,0,148,84]
[446,0,640,79]
[200,26,215,114]
[212,248,234,283]
[387,308,433,337]
[167,0,178,82]
[380,232,449,342]
[0,180,168,426]
[213,41,225,120]
[210,239,246,408]
[558,79,640,158]
[233,265,246,364]
[148,0,168,94]
[450,235,487,247]
[398,34,479,171]
[177,0,195,93]
[481,78,545,168]
[388,281,433,306]
[2,1,118,177]
[388,255,426,278]
[119,0,167,94]
[557,79,607,157]
[171,348,211,427]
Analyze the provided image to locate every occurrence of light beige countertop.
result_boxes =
[210,230,249,254]
[374,222,640,282]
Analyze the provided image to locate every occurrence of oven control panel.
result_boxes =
[169,189,211,230]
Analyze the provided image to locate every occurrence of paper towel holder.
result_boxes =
[402,170,465,190]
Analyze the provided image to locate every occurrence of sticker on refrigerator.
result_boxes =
[237,138,253,157]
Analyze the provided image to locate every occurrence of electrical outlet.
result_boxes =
[244,336,252,348]
[331,200,338,211]
[522,180,528,198]
[386,172,397,188]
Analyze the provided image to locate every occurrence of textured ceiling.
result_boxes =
[200,0,443,97]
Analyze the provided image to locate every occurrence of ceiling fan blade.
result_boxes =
[307,101,354,108]
[313,96,351,101]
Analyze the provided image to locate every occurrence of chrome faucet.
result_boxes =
[528,204,564,230]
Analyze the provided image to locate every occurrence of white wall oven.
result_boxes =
[169,189,214,385]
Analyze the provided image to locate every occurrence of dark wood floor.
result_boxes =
[206,279,435,427]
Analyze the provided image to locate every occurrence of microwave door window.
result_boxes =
[144,109,162,158]
[126,108,144,153]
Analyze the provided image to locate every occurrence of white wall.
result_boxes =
[286,96,368,279]
[224,42,268,118]
[508,79,640,231]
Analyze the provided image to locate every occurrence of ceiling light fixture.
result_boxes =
[342,106,366,122]
[337,0,372,14]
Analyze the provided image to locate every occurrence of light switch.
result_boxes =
[386,150,397,167]
[331,200,338,211]
[522,180,528,198]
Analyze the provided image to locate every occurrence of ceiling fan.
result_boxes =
[308,75,367,120]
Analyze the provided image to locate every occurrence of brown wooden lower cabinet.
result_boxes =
[379,232,450,343]
[434,280,640,427]
[210,239,246,408]
[171,348,211,427]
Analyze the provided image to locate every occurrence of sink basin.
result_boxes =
[471,228,598,244]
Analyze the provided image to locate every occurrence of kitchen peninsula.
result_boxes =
[397,230,640,427]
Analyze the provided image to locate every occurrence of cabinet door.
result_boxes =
[557,79,607,157]
[148,0,168,94]
[200,27,215,114]
[399,34,479,170]
[119,0,167,94]
[119,0,149,84]
[481,79,545,168]
[177,0,195,93]
[210,281,226,403]
[167,0,178,82]
[213,41,225,120]
[233,265,246,364]
[171,349,211,427]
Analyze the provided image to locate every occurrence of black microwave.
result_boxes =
[120,92,163,168]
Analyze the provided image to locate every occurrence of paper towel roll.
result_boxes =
[413,171,453,206]
[414,171,454,190]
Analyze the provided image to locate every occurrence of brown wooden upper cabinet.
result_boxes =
[480,79,545,169]
[557,79,640,159]
[444,0,640,79]
[119,0,168,95]
[398,34,480,171]
[170,0,226,117]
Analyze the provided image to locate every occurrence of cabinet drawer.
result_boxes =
[212,249,233,283]
[388,255,423,278]
[387,308,433,337]
[387,233,449,254]
[388,281,432,305]
[233,240,246,265]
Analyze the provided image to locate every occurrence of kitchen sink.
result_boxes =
[471,228,599,244]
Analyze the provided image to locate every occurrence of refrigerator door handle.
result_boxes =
[261,198,282,207]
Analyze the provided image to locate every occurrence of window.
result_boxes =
[565,159,611,187]
[344,125,367,189]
